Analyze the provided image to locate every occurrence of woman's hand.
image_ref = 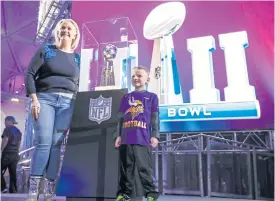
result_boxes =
[31,99,40,120]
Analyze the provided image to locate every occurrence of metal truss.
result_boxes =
[34,0,72,45]
[153,130,274,200]
[159,130,274,152]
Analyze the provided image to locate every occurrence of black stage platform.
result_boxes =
[1,194,264,201]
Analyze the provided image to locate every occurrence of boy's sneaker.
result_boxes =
[147,196,158,201]
[1,188,8,193]
[116,194,131,201]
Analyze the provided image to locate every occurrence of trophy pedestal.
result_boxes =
[79,17,138,92]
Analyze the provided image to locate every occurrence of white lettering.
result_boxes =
[178,108,188,116]
[167,107,211,117]
[187,36,220,103]
[203,107,211,116]
[219,31,256,102]
[189,107,201,116]
[168,108,176,117]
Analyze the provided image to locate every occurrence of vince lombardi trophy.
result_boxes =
[143,2,186,105]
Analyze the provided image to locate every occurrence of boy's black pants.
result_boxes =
[117,144,159,198]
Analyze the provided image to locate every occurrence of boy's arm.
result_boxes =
[151,112,160,139]
[113,112,124,139]
[151,94,160,139]
[113,94,126,139]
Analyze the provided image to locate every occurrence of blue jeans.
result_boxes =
[30,92,75,180]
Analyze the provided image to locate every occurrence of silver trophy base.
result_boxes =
[95,85,121,91]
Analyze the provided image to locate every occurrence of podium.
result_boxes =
[56,89,127,200]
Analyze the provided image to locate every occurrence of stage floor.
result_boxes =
[1,194,263,201]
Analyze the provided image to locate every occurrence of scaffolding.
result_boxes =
[152,130,274,200]
[34,0,72,45]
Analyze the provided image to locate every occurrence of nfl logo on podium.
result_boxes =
[89,95,112,124]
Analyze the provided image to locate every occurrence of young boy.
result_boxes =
[114,66,160,201]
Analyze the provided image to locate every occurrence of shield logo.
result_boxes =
[155,66,161,79]
[89,95,112,124]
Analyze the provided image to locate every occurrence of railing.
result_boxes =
[154,133,274,200]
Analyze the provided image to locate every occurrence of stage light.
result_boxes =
[10,98,19,102]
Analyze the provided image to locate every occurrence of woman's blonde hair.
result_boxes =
[53,19,80,50]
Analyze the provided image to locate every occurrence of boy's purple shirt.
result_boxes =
[119,90,159,146]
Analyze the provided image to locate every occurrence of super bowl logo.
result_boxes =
[158,31,261,125]
[144,2,261,132]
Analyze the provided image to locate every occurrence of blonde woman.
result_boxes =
[25,19,80,201]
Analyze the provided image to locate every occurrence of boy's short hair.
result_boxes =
[133,66,150,77]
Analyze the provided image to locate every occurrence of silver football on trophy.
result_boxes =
[103,44,118,60]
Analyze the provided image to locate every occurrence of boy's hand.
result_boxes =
[115,136,121,147]
[150,137,159,148]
